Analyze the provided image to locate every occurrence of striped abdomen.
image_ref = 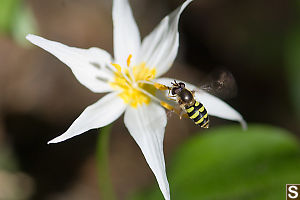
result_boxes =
[185,101,209,128]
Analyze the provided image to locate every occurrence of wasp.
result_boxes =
[167,80,209,128]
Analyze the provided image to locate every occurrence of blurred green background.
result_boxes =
[0,0,299,199]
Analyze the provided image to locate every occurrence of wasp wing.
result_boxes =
[197,69,238,100]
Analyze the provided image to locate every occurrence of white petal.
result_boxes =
[48,92,126,144]
[124,103,170,200]
[137,0,192,77]
[195,91,247,129]
[155,77,247,129]
[26,34,114,93]
[113,0,141,66]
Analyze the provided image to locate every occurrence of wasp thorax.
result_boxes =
[179,89,194,103]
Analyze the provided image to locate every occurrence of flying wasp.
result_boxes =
[167,80,209,128]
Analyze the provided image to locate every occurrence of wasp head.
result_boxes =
[171,81,186,95]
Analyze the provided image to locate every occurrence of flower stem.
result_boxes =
[97,124,116,200]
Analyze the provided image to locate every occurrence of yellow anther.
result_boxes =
[146,74,154,80]
[160,101,174,111]
[145,68,156,80]
[154,83,170,90]
[160,101,188,118]
[111,63,122,73]
[127,54,132,67]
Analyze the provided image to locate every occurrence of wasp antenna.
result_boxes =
[171,80,178,86]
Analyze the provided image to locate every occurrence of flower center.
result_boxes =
[110,55,156,108]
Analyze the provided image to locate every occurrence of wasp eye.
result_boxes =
[171,87,181,95]
[179,82,185,88]
[171,88,177,95]
[175,88,181,94]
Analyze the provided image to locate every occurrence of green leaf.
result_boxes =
[11,2,37,46]
[0,145,18,171]
[97,125,117,200]
[285,27,300,118]
[129,125,300,200]
[0,0,20,33]
[0,0,37,46]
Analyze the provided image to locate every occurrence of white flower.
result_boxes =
[26,0,246,199]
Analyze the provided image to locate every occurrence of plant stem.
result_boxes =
[97,124,116,200]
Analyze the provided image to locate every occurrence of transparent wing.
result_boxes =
[165,103,190,120]
[197,69,237,100]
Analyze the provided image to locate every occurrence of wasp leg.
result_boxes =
[178,110,184,119]
[178,103,187,119]
[166,110,173,118]
[167,96,177,101]
[167,98,177,102]
[176,109,189,119]
[167,89,176,97]
[173,107,187,119]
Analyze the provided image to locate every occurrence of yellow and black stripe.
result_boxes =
[185,101,209,128]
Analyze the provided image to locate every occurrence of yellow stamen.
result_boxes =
[111,63,122,73]
[110,56,157,108]
[154,83,169,90]
[146,74,153,80]
[127,54,132,67]
[160,101,174,111]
